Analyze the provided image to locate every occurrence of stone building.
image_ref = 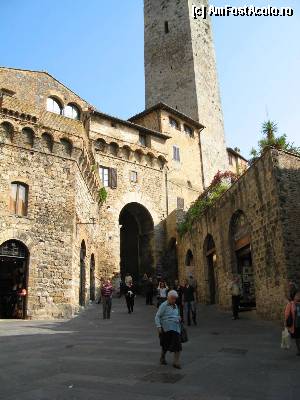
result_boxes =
[227,147,248,175]
[177,149,300,319]
[0,0,298,320]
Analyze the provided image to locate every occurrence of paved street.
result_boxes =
[0,298,299,400]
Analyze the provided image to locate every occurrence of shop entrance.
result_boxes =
[79,240,86,306]
[205,235,217,304]
[231,211,256,308]
[119,202,154,283]
[0,240,29,319]
[90,253,95,302]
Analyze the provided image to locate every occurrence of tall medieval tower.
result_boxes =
[144,0,228,186]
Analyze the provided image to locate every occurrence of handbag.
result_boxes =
[180,322,188,343]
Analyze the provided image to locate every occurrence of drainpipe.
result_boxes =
[165,167,169,216]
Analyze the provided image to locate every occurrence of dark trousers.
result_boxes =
[102,297,112,319]
[126,296,134,313]
[184,301,196,326]
[296,338,300,354]
[232,295,240,319]
[146,292,153,305]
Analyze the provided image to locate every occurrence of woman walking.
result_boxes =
[285,291,300,356]
[157,281,168,308]
[124,281,135,314]
[155,290,182,369]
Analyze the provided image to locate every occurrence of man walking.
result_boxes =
[183,279,197,326]
[229,276,241,320]
[101,279,113,319]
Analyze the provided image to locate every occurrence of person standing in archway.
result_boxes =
[157,281,168,308]
[155,290,182,369]
[124,281,135,314]
[285,291,300,356]
[101,279,113,320]
[229,276,241,320]
[145,277,154,305]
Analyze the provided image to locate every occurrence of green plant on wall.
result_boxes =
[177,171,237,237]
[98,187,108,205]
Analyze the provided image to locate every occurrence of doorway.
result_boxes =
[230,211,256,308]
[205,235,217,304]
[79,240,86,306]
[119,202,154,283]
[0,240,29,319]
[90,253,95,302]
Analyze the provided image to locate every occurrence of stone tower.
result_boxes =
[144,0,228,186]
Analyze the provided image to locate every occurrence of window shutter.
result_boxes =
[110,168,117,189]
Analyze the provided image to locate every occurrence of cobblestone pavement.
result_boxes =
[0,298,299,400]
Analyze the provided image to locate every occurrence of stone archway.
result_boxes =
[204,235,217,305]
[230,210,256,308]
[79,240,86,306]
[0,240,29,319]
[119,202,154,283]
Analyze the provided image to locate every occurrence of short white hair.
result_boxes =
[167,290,178,298]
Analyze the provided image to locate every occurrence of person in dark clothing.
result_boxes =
[288,281,299,301]
[124,282,135,313]
[145,277,154,305]
[174,280,184,321]
[183,280,196,326]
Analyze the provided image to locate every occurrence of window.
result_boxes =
[130,171,138,183]
[164,21,169,34]
[139,133,147,147]
[46,97,62,115]
[60,138,73,156]
[64,104,80,120]
[169,117,179,130]
[41,132,53,152]
[100,166,110,187]
[185,249,194,266]
[9,182,28,216]
[99,167,118,189]
[184,124,193,137]
[229,153,233,165]
[177,197,184,210]
[22,127,34,147]
[173,145,180,162]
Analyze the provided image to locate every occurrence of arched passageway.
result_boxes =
[119,202,154,283]
[0,240,29,319]
[204,235,217,305]
[161,237,178,283]
[230,211,256,308]
[79,240,86,306]
[90,254,95,302]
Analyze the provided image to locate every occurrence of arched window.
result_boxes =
[41,132,53,152]
[60,138,73,156]
[95,138,106,152]
[185,249,194,266]
[22,127,34,147]
[9,182,28,216]
[0,121,13,142]
[46,97,62,115]
[64,103,80,120]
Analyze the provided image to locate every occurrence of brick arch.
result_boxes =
[0,230,36,253]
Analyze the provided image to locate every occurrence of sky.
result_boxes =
[1,0,299,157]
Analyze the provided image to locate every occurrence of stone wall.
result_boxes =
[177,149,300,320]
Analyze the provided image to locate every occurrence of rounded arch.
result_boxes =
[119,202,154,283]
[134,149,144,163]
[204,234,217,305]
[21,127,35,147]
[46,96,63,115]
[64,103,81,120]
[0,121,14,143]
[157,155,167,169]
[109,142,119,157]
[185,249,194,266]
[60,138,73,156]
[95,138,107,152]
[121,145,131,160]
[41,132,54,152]
[0,239,29,319]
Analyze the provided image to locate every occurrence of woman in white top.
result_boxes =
[157,281,169,308]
